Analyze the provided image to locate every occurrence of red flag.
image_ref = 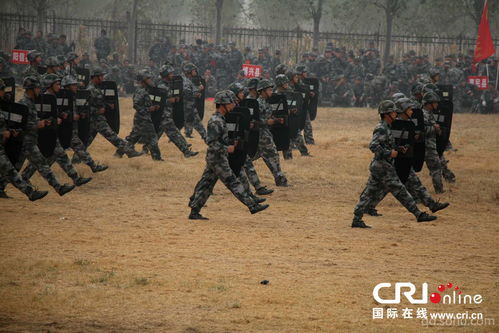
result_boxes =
[473,0,496,65]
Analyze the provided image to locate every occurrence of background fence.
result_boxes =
[1,12,498,65]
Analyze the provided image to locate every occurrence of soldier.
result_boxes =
[21,74,92,187]
[188,90,269,220]
[33,31,48,56]
[365,98,450,216]
[61,75,108,173]
[23,50,43,80]
[227,41,243,79]
[274,74,310,160]
[153,64,198,158]
[9,77,75,196]
[0,79,48,201]
[181,63,207,141]
[421,91,445,193]
[65,52,80,77]
[94,29,112,61]
[85,68,143,158]
[121,70,162,161]
[351,100,437,228]
[295,65,315,145]
[330,74,354,107]
[254,79,289,187]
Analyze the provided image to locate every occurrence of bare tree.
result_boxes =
[372,0,406,65]
[216,0,224,44]
[308,0,324,48]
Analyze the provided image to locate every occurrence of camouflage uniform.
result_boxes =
[253,96,288,185]
[0,111,38,197]
[422,107,444,192]
[188,112,257,211]
[155,79,193,155]
[353,120,423,220]
[126,87,161,160]
[85,82,138,155]
[181,73,207,140]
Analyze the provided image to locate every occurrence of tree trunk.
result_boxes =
[127,0,138,63]
[313,15,320,48]
[383,11,393,65]
[215,0,224,45]
[35,0,47,33]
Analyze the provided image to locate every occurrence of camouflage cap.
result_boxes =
[422,91,440,105]
[182,62,198,73]
[23,76,41,89]
[295,65,307,74]
[136,69,153,82]
[411,82,424,96]
[274,74,289,87]
[159,64,175,77]
[42,73,61,89]
[395,98,415,113]
[257,78,273,91]
[45,56,59,67]
[274,63,288,75]
[61,75,78,86]
[378,100,398,115]
[422,83,439,95]
[90,67,107,77]
[391,92,406,102]
[246,77,260,90]
[27,50,42,62]
[227,82,245,96]
[214,90,236,105]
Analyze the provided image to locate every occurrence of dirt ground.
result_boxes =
[0,96,498,332]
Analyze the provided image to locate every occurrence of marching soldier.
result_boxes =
[188,90,269,220]
[0,79,48,201]
[122,70,163,161]
[85,68,143,158]
[294,66,315,145]
[21,74,93,187]
[254,79,289,187]
[181,63,207,141]
[154,64,199,158]
[10,76,75,196]
[62,75,108,173]
[365,98,450,216]
[351,100,437,228]
[273,74,310,160]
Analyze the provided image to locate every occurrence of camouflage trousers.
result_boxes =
[425,147,444,192]
[252,129,287,184]
[156,108,191,154]
[353,160,422,219]
[126,112,161,160]
[242,157,263,190]
[304,111,314,144]
[283,130,309,159]
[0,145,34,196]
[71,133,98,169]
[22,139,79,183]
[366,168,436,212]
[86,115,135,154]
[15,141,61,189]
[440,153,456,182]
[189,154,256,211]
[184,100,206,141]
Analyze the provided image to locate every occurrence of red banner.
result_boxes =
[468,76,489,90]
[473,0,495,65]
[11,49,29,64]
[242,64,262,78]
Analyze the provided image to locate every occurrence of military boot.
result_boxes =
[126,150,144,158]
[57,184,76,196]
[184,150,199,158]
[250,193,266,204]
[189,209,209,220]
[250,203,269,214]
[275,176,290,187]
[430,201,449,213]
[366,208,382,216]
[29,190,48,202]
[256,186,274,195]
[352,216,371,228]
[417,212,437,222]
[114,149,124,158]
[283,150,293,160]
[75,177,92,186]
[91,164,108,173]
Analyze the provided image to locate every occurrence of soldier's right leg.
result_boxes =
[161,112,197,157]
[95,118,142,158]
[304,112,315,145]
[188,165,218,212]
[259,136,288,186]
[23,144,74,195]
[425,148,444,193]
[0,149,46,200]
[71,135,107,172]
[242,157,273,195]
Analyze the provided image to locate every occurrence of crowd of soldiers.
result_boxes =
[2,28,493,224]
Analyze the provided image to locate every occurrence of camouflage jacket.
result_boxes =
[133,87,152,117]
[181,74,198,101]
[0,109,6,146]
[423,108,437,150]
[369,120,396,163]
[18,94,39,145]
[87,82,106,118]
[206,111,228,159]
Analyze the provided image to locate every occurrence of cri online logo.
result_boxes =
[373,282,483,304]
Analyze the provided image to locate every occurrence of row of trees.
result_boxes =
[4,0,498,63]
